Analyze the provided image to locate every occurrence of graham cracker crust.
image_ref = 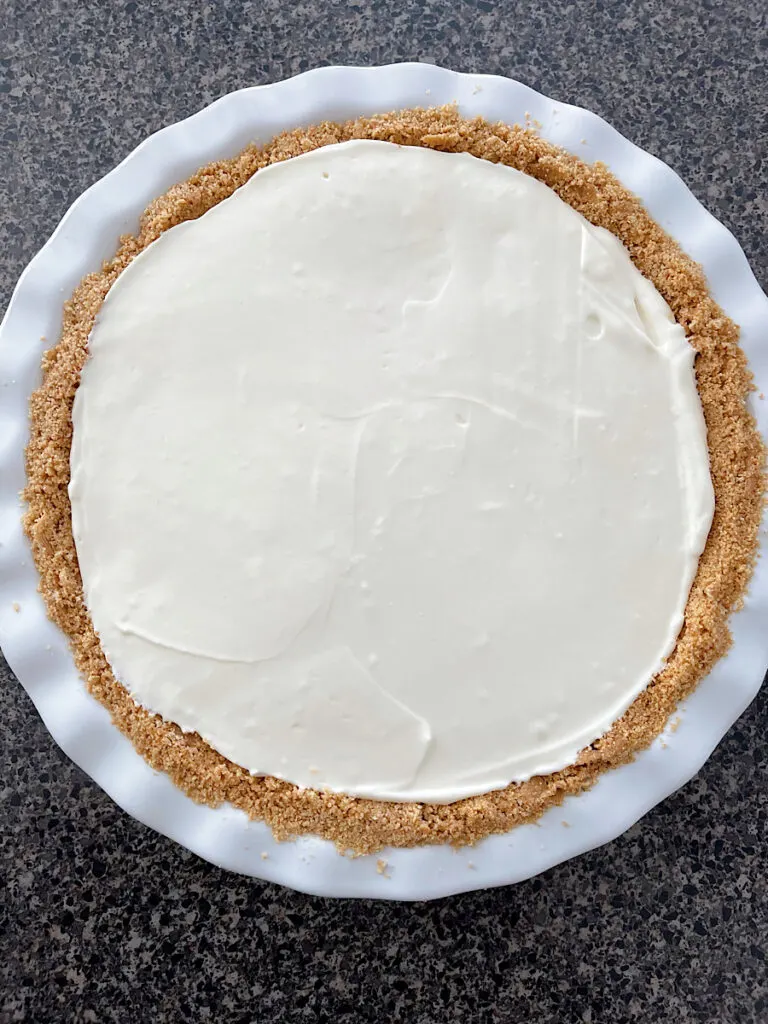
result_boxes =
[23,107,765,854]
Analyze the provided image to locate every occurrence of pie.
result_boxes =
[24,107,764,853]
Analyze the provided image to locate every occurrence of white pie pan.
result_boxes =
[1,64,766,901]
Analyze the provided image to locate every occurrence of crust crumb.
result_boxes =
[23,106,765,855]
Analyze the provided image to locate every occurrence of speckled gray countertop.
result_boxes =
[1,2,766,1021]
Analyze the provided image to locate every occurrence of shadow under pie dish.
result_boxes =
[20,103,765,859]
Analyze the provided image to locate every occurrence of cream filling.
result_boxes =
[70,140,714,803]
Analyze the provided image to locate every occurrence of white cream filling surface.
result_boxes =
[70,140,714,803]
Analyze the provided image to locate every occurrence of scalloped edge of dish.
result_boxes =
[1,63,766,900]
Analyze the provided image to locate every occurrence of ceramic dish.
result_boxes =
[1,63,766,900]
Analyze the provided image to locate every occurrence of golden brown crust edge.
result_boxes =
[23,107,765,855]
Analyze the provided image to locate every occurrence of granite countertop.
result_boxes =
[2,1,766,1021]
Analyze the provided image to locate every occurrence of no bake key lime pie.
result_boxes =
[25,108,764,853]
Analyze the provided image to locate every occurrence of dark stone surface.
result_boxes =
[1,1,766,1021]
